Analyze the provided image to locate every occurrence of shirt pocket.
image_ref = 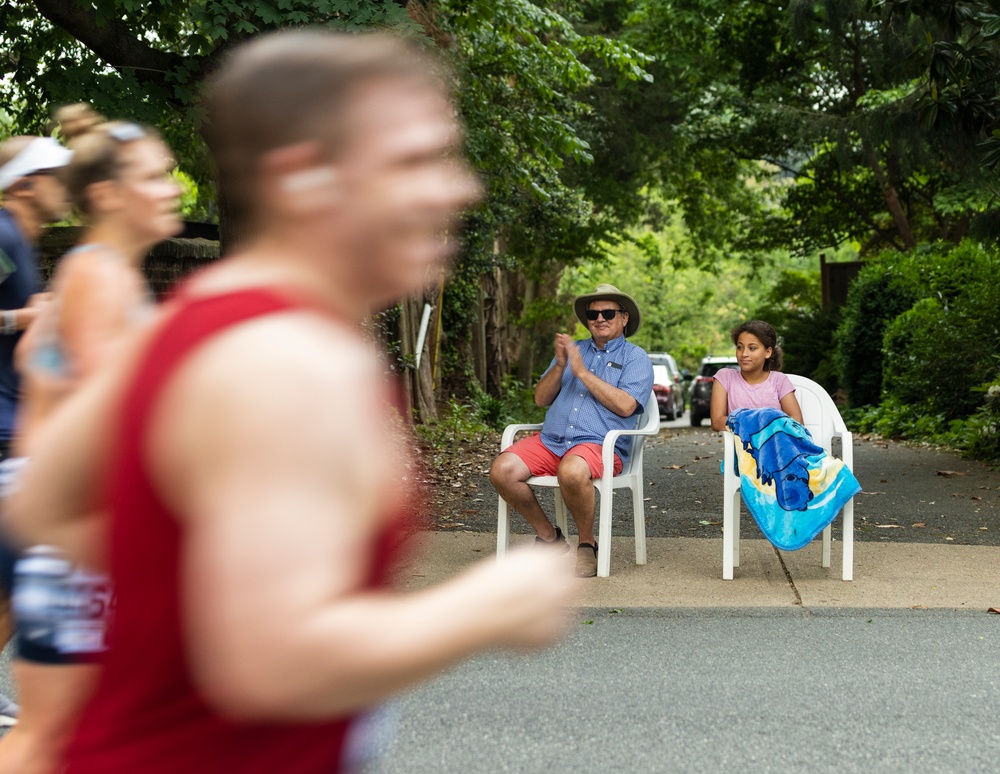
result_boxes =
[599,360,626,389]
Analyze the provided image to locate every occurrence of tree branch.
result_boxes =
[31,0,189,91]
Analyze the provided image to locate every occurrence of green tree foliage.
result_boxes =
[0,0,417,195]
[625,0,1000,256]
[558,213,824,372]
[411,1,653,394]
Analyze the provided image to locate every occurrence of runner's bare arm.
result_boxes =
[4,349,126,568]
[151,316,578,721]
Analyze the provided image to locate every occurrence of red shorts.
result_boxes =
[504,433,623,479]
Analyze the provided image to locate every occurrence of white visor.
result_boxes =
[0,137,72,191]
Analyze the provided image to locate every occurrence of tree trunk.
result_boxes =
[397,295,437,423]
[515,277,537,384]
[471,287,487,389]
[481,266,509,396]
[865,142,917,250]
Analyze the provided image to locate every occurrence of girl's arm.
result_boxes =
[780,390,803,424]
[710,379,730,431]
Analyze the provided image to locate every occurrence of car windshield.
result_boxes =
[702,362,739,378]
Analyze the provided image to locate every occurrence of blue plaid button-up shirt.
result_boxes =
[538,334,654,469]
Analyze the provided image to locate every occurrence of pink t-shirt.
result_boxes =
[715,368,795,412]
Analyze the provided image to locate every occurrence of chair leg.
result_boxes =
[842,499,854,581]
[554,490,569,536]
[597,489,612,578]
[821,523,832,568]
[732,492,741,568]
[723,493,739,580]
[632,481,647,566]
[722,442,738,580]
[496,496,510,558]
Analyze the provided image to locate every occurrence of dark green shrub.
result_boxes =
[834,263,920,407]
[881,243,1000,419]
[957,379,1000,461]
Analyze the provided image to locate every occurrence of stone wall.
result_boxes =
[38,225,220,300]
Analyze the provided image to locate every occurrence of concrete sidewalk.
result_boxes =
[400,531,1000,611]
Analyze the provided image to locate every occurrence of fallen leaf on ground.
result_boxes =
[876,524,903,528]
[663,464,685,469]
[971,496,982,501]
[880,479,888,483]
[944,536,955,541]
[912,523,926,528]
[936,470,967,478]
[988,608,1000,615]
[909,605,927,609]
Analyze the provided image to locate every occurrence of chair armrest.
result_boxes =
[500,423,544,451]
[600,422,658,477]
[833,428,854,469]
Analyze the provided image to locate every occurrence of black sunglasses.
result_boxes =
[586,309,626,321]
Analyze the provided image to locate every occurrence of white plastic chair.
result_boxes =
[496,392,660,577]
[722,374,855,581]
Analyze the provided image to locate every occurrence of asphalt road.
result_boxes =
[369,607,1000,774]
[438,409,1000,546]
[3,412,998,771]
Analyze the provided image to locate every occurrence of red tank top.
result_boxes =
[66,288,411,773]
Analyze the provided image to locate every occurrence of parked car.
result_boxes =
[688,355,739,427]
[648,353,685,420]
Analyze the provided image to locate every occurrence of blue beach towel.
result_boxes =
[726,407,862,551]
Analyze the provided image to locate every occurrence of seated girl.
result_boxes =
[710,320,802,431]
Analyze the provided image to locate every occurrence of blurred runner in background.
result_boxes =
[0,112,182,774]
[0,133,73,732]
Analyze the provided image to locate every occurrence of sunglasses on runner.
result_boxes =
[586,309,625,321]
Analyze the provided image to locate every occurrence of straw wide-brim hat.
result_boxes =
[573,284,642,338]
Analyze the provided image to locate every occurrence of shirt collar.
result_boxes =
[588,334,626,353]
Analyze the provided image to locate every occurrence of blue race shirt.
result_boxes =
[539,334,654,468]
[0,209,43,442]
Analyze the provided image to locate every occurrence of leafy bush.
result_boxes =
[416,377,545,463]
[847,397,951,440]
[834,258,920,407]
[950,378,1000,461]
[880,243,1000,418]
[414,398,493,454]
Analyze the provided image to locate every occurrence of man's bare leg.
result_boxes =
[556,455,596,545]
[490,452,560,541]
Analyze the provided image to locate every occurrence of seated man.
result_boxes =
[491,284,654,577]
